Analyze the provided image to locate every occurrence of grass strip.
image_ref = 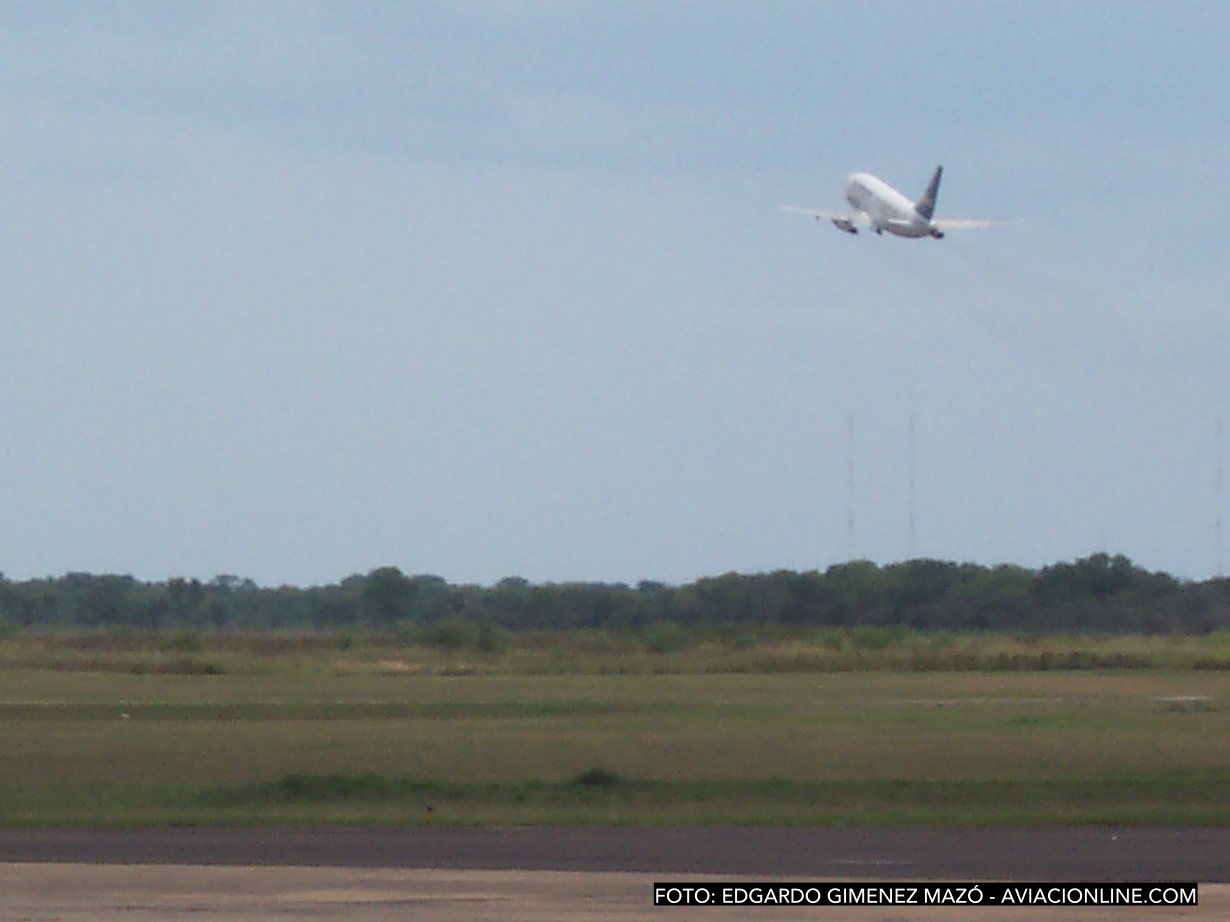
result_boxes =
[6,771,1224,828]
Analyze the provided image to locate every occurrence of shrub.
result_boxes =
[426,617,476,650]
[162,628,202,654]
[164,655,225,675]
[573,766,623,788]
[644,621,688,654]
[476,621,510,654]
[849,625,906,651]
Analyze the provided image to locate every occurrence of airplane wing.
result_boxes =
[931,217,1018,231]
[782,206,869,234]
[782,205,854,220]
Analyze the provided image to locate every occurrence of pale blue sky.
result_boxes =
[2,2,1229,585]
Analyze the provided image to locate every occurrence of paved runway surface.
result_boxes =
[2,827,1228,878]
[2,864,1225,921]
[2,829,1226,920]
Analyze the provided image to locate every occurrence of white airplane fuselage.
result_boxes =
[844,172,939,238]
[783,165,1010,239]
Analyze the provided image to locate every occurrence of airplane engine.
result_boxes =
[831,217,858,235]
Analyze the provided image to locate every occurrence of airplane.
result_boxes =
[783,166,1012,239]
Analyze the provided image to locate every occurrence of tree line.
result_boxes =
[1,554,1228,634]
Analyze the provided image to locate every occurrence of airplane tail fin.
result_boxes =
[915,165,942,220]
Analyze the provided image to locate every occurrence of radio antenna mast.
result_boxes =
[1217,417,1224,578]
[846,411,856,561]
[908,413,917,559]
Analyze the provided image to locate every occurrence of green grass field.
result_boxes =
[6,625,1230,675]
[1,631,1228,826]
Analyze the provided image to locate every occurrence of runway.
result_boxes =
[2,828,1226,920]
[2,826,1228,878]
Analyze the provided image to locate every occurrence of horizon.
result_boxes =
[0,550,1207,591]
